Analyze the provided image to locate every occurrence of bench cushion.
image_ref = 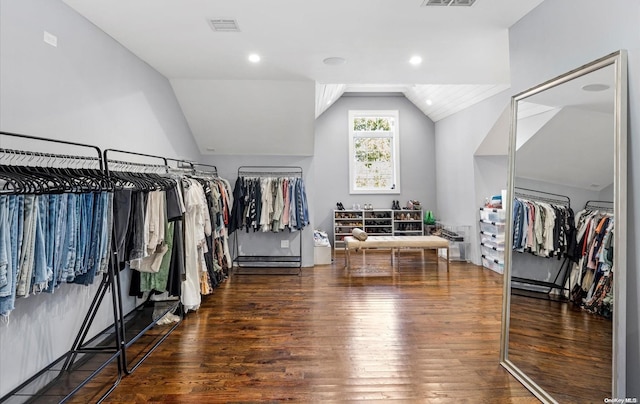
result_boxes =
[343,235,449,249]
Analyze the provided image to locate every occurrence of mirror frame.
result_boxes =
[500,50,628,403]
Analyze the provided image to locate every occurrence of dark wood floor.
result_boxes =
[508,293,612,403]
[76,250,540,403]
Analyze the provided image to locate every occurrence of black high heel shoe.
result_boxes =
[337,202,345,211]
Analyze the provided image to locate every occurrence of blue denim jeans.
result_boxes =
[0,195,24,315]
[45,195,57,285]
[48,194,68,292]
[0,196,9,290]
[0,195,22,316]
[98,192,113,275]
[75,192,103,285]
[71,193,94,281]
[16,195,37,297]
[32,196,50,293]
[60,194,78,283]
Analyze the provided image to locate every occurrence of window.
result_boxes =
[348,110,400,194]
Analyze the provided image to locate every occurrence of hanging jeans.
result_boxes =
[0,196,9,290]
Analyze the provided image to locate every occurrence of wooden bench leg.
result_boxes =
[446,247,450,272]
[345,248,350,269]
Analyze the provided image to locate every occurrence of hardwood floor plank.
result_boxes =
[71,251,543,403]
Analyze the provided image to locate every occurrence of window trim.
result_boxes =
[348,110,401,195]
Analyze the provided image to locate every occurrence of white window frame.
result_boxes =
[348,110,400,194]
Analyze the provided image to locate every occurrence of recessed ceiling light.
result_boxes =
[323,57,346,65]
[582,83,610,92]
[248,54,261,63]
[409,56,422,65]
[425,99,433,106]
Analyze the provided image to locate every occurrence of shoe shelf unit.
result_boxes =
[478,207,506,273]
[334,210,364,250]
[364,210,393,235]
[333,209,423,250]
[393,210,423,236]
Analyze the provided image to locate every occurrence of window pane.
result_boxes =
[348,110,399,194]
[353,117,394,131]
[354,137,394,189]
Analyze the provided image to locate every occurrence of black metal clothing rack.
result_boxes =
[233,166,304,275]
[513,187,571,207]
[510,187,573,298]
[0,136,217,402]
[103,149,184,375]
[0,131,123,404]
[584,200,614,212]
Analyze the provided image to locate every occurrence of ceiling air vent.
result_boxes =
[209,19,240,32]
[421,0,476,6]
[450,0,476,6]
[422,0,452,5]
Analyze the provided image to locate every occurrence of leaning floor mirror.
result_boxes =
[500,50,628,403]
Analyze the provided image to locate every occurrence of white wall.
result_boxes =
[313,94,436,245]
[435,91,511,265]
[0,0,202,396]
[508,0,640,396]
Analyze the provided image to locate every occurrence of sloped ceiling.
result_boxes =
[474,104,510,156]
[477,63,616,190]
[62,0,544,155]
[172,79,315,156]
[516,106,613,190]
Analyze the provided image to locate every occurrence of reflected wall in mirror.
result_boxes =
[501,51,627,403]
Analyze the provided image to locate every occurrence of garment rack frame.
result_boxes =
[510,187,573,299]
[0,131,122,404]
[103,148,188,375]
[233,166,304,275]
[0,135,219,403]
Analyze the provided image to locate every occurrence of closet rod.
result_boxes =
[514,186,571,206]
[191,163,218,174]
[238,165,303,177]
[0,130,104,170]
[585,200,614,212]
[0,148,101,164]
[164,156,194,170]
[103,149,168,175]
[105,159,167,171]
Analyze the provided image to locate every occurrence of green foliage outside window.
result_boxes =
[349,111,399,193]
[354,137,393,188]
[353,117,392,131]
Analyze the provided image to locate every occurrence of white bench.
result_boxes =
[343,235,450,271]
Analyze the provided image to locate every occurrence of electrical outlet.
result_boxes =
[43,31,57,47]
[280,240,289,249]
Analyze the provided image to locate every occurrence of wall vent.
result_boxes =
[209,19,241,32]
[421,0,476,6]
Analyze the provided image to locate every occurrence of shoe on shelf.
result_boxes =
[337,202,345,210]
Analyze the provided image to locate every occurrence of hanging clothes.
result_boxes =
[512,197,575,259]
[229,175,309,234]
[0,190,113,320]
[567,208,614,317]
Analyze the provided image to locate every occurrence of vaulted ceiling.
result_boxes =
[62,0,544,155]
